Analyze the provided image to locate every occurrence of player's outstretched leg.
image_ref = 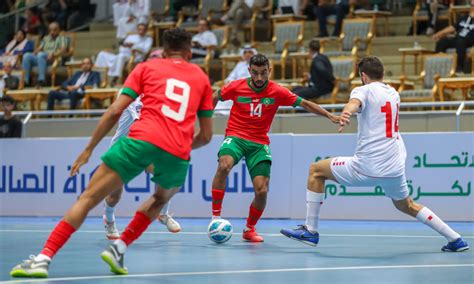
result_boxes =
[210,155,235,219]
[103,188,123,240]
[281,159,335,247]
[392,197,469,252]
[158,201,181,233]
[11,164,124,278]
[101,185,180,275]
[243,162,271,242]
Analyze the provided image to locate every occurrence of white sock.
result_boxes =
[104,202,115,223]
[160,202,170,216]
[114,239,127,254]
[34,254,51,262]
[305,190,325,234]
[416,207,461,242]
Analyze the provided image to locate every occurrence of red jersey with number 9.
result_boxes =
[218,78,302,145]
[121,58,214,160]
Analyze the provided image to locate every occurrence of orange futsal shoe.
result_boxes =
[242,228,264,242]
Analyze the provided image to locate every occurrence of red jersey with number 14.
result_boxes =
[218,78,302,145]
[122,58,214,160]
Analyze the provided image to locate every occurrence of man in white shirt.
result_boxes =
[191,19,218,58]
[116,0,150,40]
[215,45,257,115]
[95,23,153,85]
[281,56,469,253]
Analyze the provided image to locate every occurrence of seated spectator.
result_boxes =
[216,0,267,47]
[95,23,152,85]
[292,39,335,100]
[47,57,100,110]
[116,0,150,40]
[433,5,474,73]
[0,62,20,97]
[425,0,450,36]
[0,29,34,68]
[224,45,256,83]
[316,0,359,37]
[22,7,44,35]
[0,95,22,138]
[113,0,128,27]
[215,45,258,115]
[22,22,67,87]
[191,19,218,59]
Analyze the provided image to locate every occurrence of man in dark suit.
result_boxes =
[47,57,100,110]
[293,39,335,100]
[0,62,20,97]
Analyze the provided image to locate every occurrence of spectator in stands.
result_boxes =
[292,39,335,100]
[95,23,152,85]
[0,62,20,97]
[433,5,474,73]
[224,44,256,83]
[170,0,199,21]
[215,0,268,47]
[215,45,258,115]
[116,0,150,40]
[22,21,67,87]
[113,0,128,27]
[42,0,69,29]
[0,29,34,68]
[425,0,450,36]
[46,57,100,110]
[316,0,359,37]
[0,95,22,138]
[22,7,43,35]
[191,19,218,59]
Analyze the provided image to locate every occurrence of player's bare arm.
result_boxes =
[338,98,362,132]
[70,94,134,176]
[299,99,339,124]
[212,90,220,108]
[192,116,213,149]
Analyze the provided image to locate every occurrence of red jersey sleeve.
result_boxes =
[277,86,303,107]
[217,80,238,101]
[198,80,214,117]
[121,63,145,99]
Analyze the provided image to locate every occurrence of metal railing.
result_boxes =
[12,101,474,136]
[0,0,48,32]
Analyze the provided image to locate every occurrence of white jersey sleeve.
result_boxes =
[110,97,143,145]
[350,82,406,178]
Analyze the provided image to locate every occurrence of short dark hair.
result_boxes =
[358,56,384,80]
[162,28,192,52]
[0,95,16,105]
[308,39,320,52]
[249,54,269,68]
[137,23,147,30]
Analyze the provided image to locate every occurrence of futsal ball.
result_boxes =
[207,219,233,243]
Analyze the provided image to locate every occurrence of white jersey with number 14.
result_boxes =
[350,81,406,178]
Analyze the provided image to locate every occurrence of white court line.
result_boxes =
[1,263,473,283]
[0,229,473,239]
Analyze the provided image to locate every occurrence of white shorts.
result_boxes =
[330,157,409,201]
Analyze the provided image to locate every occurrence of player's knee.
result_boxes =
[254,182,268,197]
[309,162,325,179]
[217,159,233,176]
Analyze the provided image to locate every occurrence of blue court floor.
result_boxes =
[0,217,473,284]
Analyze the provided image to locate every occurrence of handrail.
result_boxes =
[0,0,48,31]
[13,101,474,117]
[456,101,466,132]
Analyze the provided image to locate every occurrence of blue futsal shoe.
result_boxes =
[280,225,319,247]
[441,238,469,252]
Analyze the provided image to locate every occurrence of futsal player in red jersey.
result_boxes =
[210,54,340,242]
[11,28,214,278]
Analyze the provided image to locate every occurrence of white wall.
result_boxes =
[1,133,473,221]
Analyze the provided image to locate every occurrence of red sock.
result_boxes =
[246,205,263,229]
[40,220,76,259]
[120,211,152,246]
[212,189,225,216]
